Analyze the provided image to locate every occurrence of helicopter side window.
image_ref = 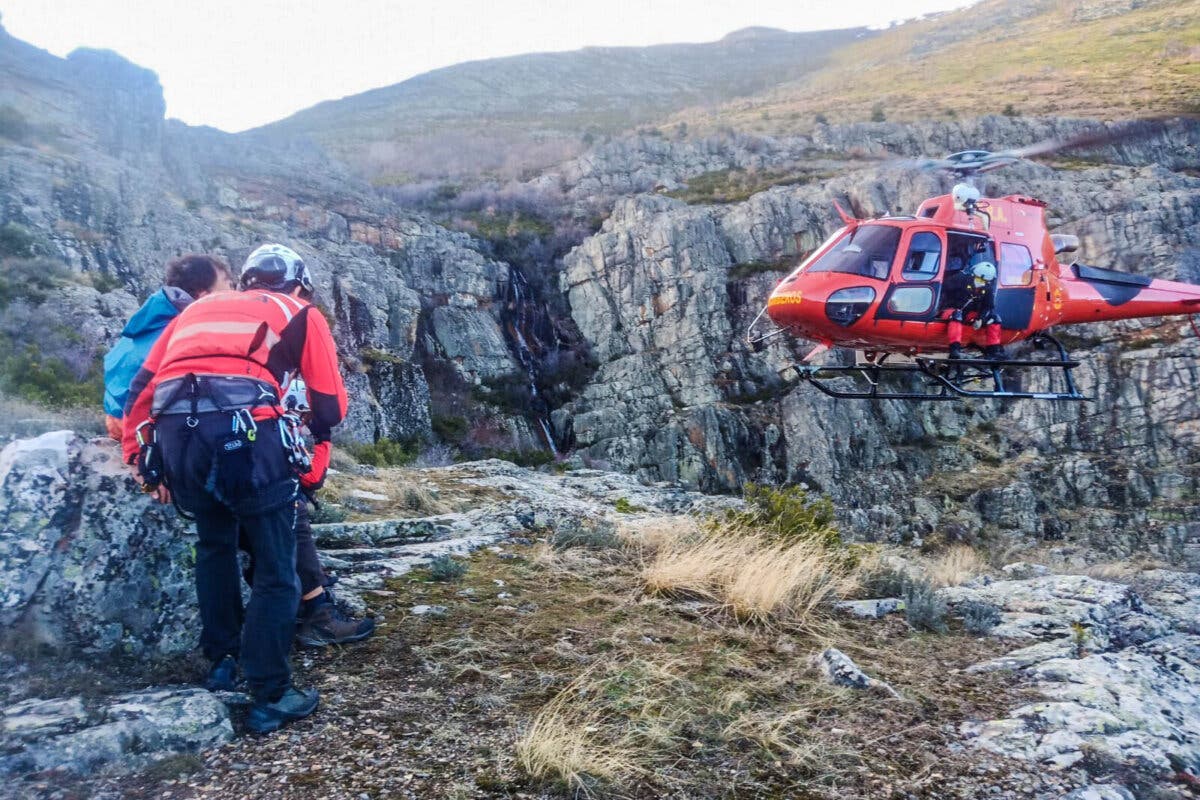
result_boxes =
[887,286,935,315]
[999,243,1034,286]
[805,224,901,281]
[901,231,942,281]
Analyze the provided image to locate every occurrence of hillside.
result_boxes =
[672,0,1200,133]
[254,26,870,181]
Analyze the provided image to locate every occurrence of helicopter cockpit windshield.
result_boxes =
[805,224,902,281]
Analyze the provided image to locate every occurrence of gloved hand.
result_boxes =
[950,310,965,323]
[972,318,983,330]
[299,440,331,490]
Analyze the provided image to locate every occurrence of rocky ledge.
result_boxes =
[0,431,733,777]
[939,571,1200,792]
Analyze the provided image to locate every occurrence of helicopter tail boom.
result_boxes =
[1056,264,1200,326]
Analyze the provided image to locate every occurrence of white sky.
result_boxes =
[1,0,970,133]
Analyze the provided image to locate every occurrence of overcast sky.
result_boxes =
[2,0,971,132]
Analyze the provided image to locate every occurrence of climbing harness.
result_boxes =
[278,411,312,473]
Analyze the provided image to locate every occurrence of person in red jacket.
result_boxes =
[122,243,346,733]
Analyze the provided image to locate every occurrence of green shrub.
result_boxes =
[360,348,406,368]
[0,257,71,307]
[428,554,468,582]
[870,103,886,122]
[0,341,104,407]
[613,497,646,514]
[551,525,619,551]
[727,258,792,281]
[1002,103,1020,117]
[960,600,1000,636]
[310,502,348,524]
[431,413,468,442]
[0,105,31,143]
[0,225,44,260]
[481,448,554,468]
[726,483,839,547]
[814,113,829,125]
[860,563,914,599]
[903,578,948,633]
[87,271,124,293]
[346,437,419,467]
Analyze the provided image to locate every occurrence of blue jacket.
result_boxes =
[103,287,193,417]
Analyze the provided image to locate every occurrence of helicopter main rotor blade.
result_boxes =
[998,117,1172,161]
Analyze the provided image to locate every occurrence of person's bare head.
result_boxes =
[164,254,232,298]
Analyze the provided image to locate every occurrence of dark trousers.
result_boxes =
[240,500,329,599]
[159,411,300,703]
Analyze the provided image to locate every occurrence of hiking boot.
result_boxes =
[947,342,964,360]
[204,655,238,692]
[246,687,319,734]
[296,598,375,648]
[983,344,1007,361]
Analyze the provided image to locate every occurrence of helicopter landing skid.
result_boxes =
[781,335,1089,402]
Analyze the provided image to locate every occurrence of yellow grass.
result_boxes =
[640,524,859,626]
[515,666,654,793]
[722,693,852,767]
[924,545,986,589]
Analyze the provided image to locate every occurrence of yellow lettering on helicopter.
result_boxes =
[768,293,803,307]
[989,204,1008,224]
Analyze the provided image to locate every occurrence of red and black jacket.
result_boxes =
[121,289,348,487]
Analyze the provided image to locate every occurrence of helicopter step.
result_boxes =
[779,334,1088,402]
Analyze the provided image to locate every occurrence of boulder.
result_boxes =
[954,570,1200,785]
[0,432,197,656]
[1,688,231,775]
[809,647,900,699]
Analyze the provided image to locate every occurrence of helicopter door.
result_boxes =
[875,229,943,322]
[994,242,1038,330]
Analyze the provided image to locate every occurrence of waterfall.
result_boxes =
[503,268,560,457]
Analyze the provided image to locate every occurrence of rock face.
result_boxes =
[0,689,232,776]
[0,431,197,656]
[942,572,1200,783]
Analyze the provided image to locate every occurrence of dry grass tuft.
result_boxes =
[924,545,986,589]
[641,524,858,626]
[0,393,105,441]
[722,692,853,767]
[516,665,652,793]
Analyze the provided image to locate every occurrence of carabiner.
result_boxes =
[134,420,156,447]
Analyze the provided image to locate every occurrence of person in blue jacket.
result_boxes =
[103,254,233,441]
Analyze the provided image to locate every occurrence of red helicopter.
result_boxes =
[749,127,1200,401]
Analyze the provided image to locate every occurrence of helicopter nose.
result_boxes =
[766,286,806,329]
[767,279,877,333]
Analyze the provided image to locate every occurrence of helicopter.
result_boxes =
[747,122,1200,402]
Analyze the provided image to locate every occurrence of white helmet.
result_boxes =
[970,261,997,284]
[282,377,310,413]
[240,243,314,295]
